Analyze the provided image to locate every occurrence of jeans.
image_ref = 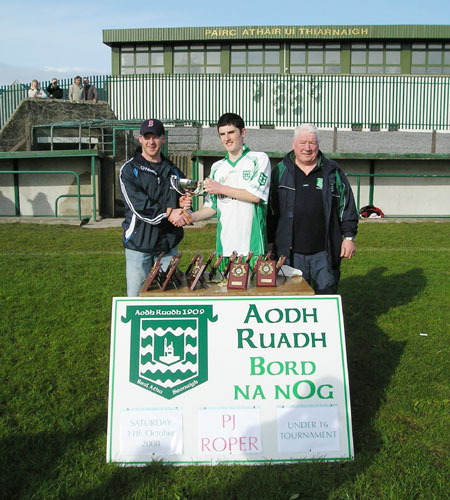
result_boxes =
[125,247,178,297]
[291,251,339,294]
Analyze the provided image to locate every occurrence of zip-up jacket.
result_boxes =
[119,148,184,254]
[267,150,358,270]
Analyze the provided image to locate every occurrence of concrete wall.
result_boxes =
[0,156,101,217]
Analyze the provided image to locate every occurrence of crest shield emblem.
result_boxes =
[122,305,217,399]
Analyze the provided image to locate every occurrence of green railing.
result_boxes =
[347,173,450,218]
[0,152,99,221]
[1,74,449,130]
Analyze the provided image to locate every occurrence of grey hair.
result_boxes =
[293,124,320,142]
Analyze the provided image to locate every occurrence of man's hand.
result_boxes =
[179,194,192,210]
[340,239,356,259]
[168,208,192,227]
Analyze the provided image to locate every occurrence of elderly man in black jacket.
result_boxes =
[268,124,358,294]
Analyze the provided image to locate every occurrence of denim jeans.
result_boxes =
[291,251,338,294]
[125,247,178,297]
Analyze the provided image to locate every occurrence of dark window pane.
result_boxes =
[290,66,306,73]
[325,65,342,74]
[121,53,134,66]
[291,51,306,64]
[368,51,383,65]
[174,52,188,65]
[428,51,442,65]
[151,53,164,66]
[352,52,366,64]
[308,51,323,65]
[386,51,401,65]
[248,51,263,65]
[231,52,246,65]
[385,66,401,74]
[412,52,426,64]
[325,51,340,64]
[191,52,205,65]
[136,53,148,66]
[207,52,221,65]
[266,51,280,65]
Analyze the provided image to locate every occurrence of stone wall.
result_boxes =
[0,99,117,152]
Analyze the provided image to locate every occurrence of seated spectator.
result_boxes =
[82,77,98,103]
[28,80,48,98]
[46,78,63,99]
[69,76,84,101]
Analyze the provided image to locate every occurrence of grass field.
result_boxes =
[0,221,449,500]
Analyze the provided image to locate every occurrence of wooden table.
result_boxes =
[139,275,314,297]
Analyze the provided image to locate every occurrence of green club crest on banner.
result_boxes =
[122,305,217,399]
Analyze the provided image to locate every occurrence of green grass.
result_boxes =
[0,222,449,500]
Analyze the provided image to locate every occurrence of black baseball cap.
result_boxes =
[140,119,165,137]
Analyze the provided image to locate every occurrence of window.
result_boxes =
[120,45,163,74]
[411,43,450,74]
[351,43,401,74]
[290,43,341,74]
[230,43,281,73]
[173,44,221,74]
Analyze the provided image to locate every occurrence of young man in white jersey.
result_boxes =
[189,113,271,267]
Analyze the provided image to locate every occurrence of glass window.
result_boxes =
[121,53,134,66]
[174,52,188,65]
[172,44,221,73]
[428,51,442,65]
[248,51,263,65]
[411,43,450,74]
[230,43,281,73]
[120,44,164,74]
[290,43,341,74]
[351,51,366,65]
[368,51,383,65]
[151,52,164,66]
[351,43,401,74]
[136,52,149,66]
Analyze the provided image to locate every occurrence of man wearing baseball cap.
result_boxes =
[119,119,192,296]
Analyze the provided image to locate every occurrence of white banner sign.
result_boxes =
[107,296,354,464]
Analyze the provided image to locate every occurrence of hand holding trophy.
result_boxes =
[170,176,205,213]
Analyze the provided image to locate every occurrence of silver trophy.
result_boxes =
[170,175,205,197]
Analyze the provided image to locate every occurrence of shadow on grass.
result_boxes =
[1,267,427,500]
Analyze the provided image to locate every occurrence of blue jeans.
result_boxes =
[125,247,178,297]
[291,251,339,294]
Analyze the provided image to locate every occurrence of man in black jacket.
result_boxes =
[268,124,358,294]
[119,119,191,296]
[46,78,63,99]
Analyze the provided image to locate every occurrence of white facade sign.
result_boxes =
[107,296,354,464]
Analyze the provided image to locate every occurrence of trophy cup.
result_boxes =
[170,176,205,211]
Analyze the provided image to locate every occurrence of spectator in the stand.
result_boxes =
[82,77,98,103]
[46,78,63,99]
[68,76,84,101]
[28,80,48,98]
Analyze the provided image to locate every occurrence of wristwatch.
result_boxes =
[344,236,355,242]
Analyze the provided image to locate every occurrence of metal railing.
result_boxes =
[0,168,96,221]
[348,173,450,218]
[1,74,450,130]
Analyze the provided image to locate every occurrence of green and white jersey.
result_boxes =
[204,144,271,257]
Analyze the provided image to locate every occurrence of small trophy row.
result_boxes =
[140,251,286,293]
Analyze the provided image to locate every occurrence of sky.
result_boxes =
[1,0,449,86]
